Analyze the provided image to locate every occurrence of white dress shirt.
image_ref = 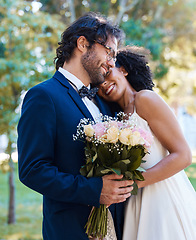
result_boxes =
[58,67,101,122]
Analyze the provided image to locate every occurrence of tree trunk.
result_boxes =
[7,139,16,224]
[116,0,128,25]
[68,0,76,23]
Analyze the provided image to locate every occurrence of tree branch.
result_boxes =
[116,0,140,25]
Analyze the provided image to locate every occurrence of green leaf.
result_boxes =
[127,147,145,171]
[86,157,93,164]
[86,162,93,173]
[121,145,128,159]
[124,171,133,179]
[136,166,146,172]
[109,168,121,175]
[92,153,98,162]
[100,169,112,175]
[80,166,88,176]
[87,165,94,178]
[111,148,121,162]
[131,181,138,195]
[97,145,111,166]
[80,161,96,177]
[95,166,107,176]
[127,157,143,171]
[85,142,97,159]
[133,170,145,181]
[111,159,130,174]
[120,159,131,164]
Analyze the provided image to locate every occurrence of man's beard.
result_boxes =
[81,49,107,86]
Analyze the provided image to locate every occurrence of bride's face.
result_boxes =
[98,66,128,102]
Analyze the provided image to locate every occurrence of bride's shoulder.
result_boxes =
[135,90,161,105]
[135,90,165,119]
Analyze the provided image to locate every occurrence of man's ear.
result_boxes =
[77,36,89,53]
[119,66,128,76]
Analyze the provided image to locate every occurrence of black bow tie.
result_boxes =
[78,86,99,100]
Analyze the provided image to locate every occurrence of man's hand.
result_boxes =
[100,174,134,205]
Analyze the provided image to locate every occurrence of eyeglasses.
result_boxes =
[94,40,117,63]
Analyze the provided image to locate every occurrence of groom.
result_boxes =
[17,12,133,240]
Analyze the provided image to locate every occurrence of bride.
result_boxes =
[98,46,196,240]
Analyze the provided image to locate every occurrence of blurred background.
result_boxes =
[0,0,196,239]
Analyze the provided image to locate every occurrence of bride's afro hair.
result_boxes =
[116,46,155,91]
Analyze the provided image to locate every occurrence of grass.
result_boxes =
[185,156,196,188]
[0,164,42,240]
[0,161,196,240]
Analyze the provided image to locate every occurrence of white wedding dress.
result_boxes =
[123,112,196,240]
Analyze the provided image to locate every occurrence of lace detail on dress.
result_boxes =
[104,209,117,240]
[90,209,117,240]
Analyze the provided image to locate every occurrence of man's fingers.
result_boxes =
[110,192,131,203]
[100,191,131,205]
[101,174,134,205]
[118,180,134,188]
[103,174,134,187]
[118,186,133,195]
[103,174,123,180]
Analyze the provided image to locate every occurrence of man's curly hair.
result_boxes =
[116,46,155,91]
[54,12,124,70]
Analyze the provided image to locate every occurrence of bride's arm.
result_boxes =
[135,90,192,188]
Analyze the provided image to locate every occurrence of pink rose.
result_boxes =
[133,127,153,149]
[93,123,106,138]
[117,122,124,129]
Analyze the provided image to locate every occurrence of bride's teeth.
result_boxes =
[106,85,114,95]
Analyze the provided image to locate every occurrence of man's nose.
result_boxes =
[106,58,115,68]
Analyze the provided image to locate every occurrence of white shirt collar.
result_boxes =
[58,67,90,90]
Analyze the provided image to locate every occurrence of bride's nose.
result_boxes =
[99,81,107,89]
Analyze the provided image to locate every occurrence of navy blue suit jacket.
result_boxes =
[17,71,124,240]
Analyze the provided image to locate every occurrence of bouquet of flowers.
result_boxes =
[73,113,153,239]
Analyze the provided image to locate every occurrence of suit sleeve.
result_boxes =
[17,86,102,207]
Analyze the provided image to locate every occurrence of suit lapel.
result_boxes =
[53,71,93,120]
[94,95,111,116]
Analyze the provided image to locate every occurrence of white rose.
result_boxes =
[107,126,119,143]
[129,131,144,146]
[99,134,108,143]
[84,124,95,137]
[119,128,132,145]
